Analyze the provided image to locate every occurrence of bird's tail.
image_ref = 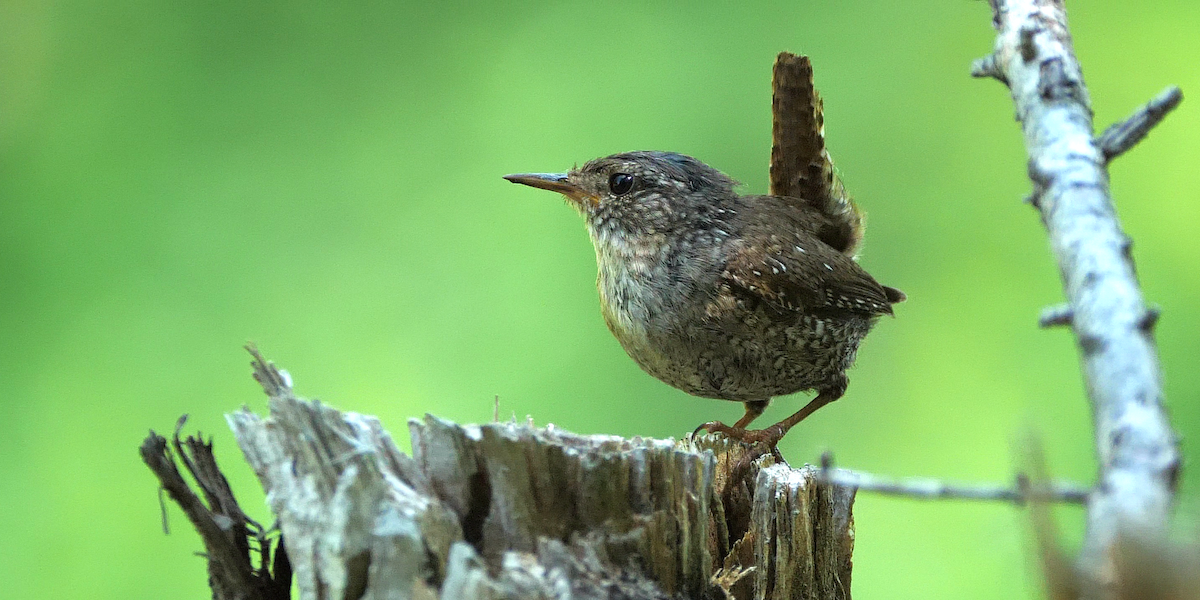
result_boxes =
[769,52,864,257]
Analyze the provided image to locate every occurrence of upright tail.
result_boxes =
[769,52,864,257]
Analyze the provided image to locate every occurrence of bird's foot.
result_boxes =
[693,421,790,472]
[692,421,787,448]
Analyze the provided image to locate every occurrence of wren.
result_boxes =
[504,53,902,449]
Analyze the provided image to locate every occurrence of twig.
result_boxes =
[1097,86,1183,162]
[1039,303,1074,328]
[969,53,1007,84]
[822,470,1089,504]
[819,453,1089,505]
[975,0,1182,588]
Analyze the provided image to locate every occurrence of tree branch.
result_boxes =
[1038,303,1074,329]
[1097,86,1183,163]
[818,453,1089,505]
[974,0,1182,591]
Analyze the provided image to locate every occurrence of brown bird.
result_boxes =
[504,53,902,449]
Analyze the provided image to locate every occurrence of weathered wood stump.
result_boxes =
[146,350,857,600]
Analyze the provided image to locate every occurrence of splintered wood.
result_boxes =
[227,356,856,600]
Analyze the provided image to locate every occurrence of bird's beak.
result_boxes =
[504,172,596,206]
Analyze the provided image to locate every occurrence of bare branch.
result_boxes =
[823,470,1089,504]
[977,0,1182,590]
[1039,303,1074,328]
[819,453,1089,505]
[1098,86,1183,162]
[970,53,1007,84]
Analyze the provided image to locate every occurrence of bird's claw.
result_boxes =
[691,421,787,449]
[691,420,727,441]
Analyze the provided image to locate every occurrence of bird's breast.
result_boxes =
[589,230,678,360]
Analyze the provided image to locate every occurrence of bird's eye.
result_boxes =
[608,173,634,195]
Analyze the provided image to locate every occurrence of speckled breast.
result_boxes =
[598,267,876,402]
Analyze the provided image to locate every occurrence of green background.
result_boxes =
[2,0,1198,598]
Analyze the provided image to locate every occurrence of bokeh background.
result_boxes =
[3,0,1198,597]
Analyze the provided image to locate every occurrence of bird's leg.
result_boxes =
[693,380,846,448]
[692,399,768,440]
[734,400,769,428]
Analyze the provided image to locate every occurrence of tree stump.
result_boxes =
[165,350,860,600]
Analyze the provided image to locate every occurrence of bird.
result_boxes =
[504,53,902,449]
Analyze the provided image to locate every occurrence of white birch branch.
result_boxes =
[971,0,1182,591]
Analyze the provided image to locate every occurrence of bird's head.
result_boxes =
[505,151,738,236]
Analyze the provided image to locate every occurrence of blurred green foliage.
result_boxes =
[2,0,1198,598]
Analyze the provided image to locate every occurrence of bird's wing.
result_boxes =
[721,223,895,316]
